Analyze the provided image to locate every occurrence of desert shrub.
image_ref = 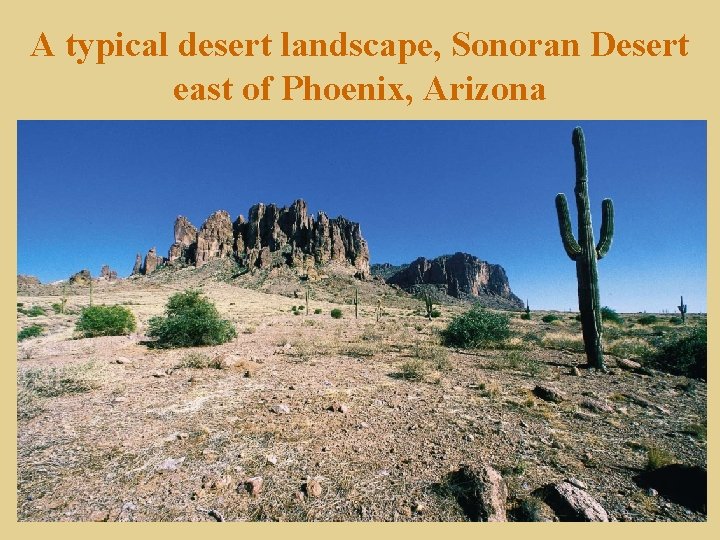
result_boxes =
[520,312,531,320]
[19,305,45,317]
[19,360,103,399]
[293,310,301,316]
[605,337,653,359]
[646,447,675,471]
[314,308,322,315]
[541,314,559,323]
[51,303,64,314]
[441,306,510,348]
[644,325,706,379]
[399,358,430,381]
[18,325,43,341]
[177,352,227,370]
[431,309,441,318]
[298,305,305,311]
[491,350,544,376]
[147,290,236,348]
[414,342,450,371]
[75,305,136,337]
[668,316,682,324]
[330,308,343,319]
[601,306,623,324]
[636,314,658,325]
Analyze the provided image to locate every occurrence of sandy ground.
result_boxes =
[16,276,707,522]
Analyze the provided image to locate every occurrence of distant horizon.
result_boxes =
[18,121,707,313]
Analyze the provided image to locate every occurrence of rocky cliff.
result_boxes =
[382,252,523,309]
[132,199,370,278]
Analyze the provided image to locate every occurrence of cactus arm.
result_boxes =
[595,198,614,259]
[555,193,582,261]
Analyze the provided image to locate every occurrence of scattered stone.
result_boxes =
[412,501,426,515]
[448,463,507,521]
[398,506,412,517]
[566,478,587,490]
[542,481,609,521]
[303,477,322,498]
[329,402,349,413]
[243,477,263,497]
[88,510,109,522]
[208,509,224,522]
[271,404,291,414]
[569,366,581,376]
[112,397,127,403]
[266,455,278,465]
[202,474,232,490]
[294,491,305,503]
[115,357,131,364]
[157,457,185,471]
[580,398,614,414]
[152,371,167,378]
[533,385,565,403]
[616,358,642,371]
[282,342,292,351]
[574,411,595,421]
[464,433,475,442]
[646,488,659,497]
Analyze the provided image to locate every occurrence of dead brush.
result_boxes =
[18,360,105,400]
[176,352,227,370]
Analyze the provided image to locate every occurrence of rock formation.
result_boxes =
[100,265,118,280]
[132,200,370,278]
[382,252,523,309]
[69,269,92,285]
[17,275,41,289]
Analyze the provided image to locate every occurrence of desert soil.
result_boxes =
[16,274,707,522]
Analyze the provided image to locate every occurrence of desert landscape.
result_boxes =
[16,197,707,522]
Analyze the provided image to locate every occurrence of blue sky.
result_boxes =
[18,121,706,313]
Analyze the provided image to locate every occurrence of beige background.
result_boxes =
[3,0,715,536]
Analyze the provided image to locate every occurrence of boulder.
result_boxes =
[541,481,609,521]
[448,463,508,521]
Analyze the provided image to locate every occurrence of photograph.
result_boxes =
[16,120,706,522]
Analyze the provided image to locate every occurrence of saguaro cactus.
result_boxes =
[678,295,687,323]
[555,127,614,371]
[354,287,359,319]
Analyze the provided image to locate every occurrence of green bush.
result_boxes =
[18,325,43,341]
[441,306,510,348]
[637,314,658,325]
[314,308,322,315]
[541,314,559,323]
[431,309,441,318]
[147,290,236,348]
[330,308,343,319]
[644,325,706,379]
[601,306,623,324]
[19,305,45,317]
[520,312,531,320]
[75,305,136,337]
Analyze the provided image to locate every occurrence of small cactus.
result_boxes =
[354,287,359,319]
[678,296,687,323]
[555,127,614,371]
[423,291,434,320]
